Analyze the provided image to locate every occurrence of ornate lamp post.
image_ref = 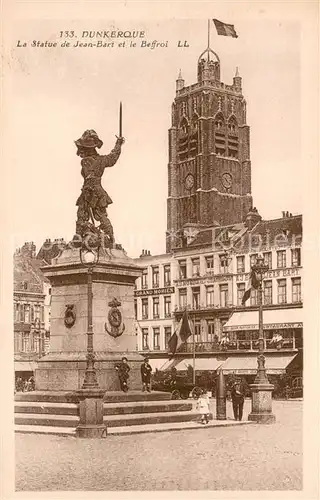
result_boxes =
[79,244,100,390]
[248,255,276,423]
[75,239,107,438]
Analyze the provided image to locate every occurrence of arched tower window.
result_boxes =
[189,113,199,157]
[227,116,239,158]
[178,117,189,161]
[214,113,226,156]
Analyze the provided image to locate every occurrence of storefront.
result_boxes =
[222,308,303,350]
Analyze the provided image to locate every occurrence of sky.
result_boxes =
[6,16,302,258]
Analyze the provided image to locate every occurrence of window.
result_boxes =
[164,265,171,286]
[263,252,272,270]
[34,304,40,320]
[292,278,301,303]
[142,269,148,289]
[164,296,171,317]
[192,258,200,277]
[153,327,160,350]
[152,267,159,288]
[205,255,214,274]
[291,248,301,267]
[206,285,214,307]
[277,279,287,304]
[179,288,187,308]
[250,288,258,306]
[22,332,29,352]
[142,328,149,350]
[264,280,272,305]
[142,298,148,319]
[277,250,286,269]
[15,303,20,322]
[237,283,245,306]
[236,256,245,274]
[194,320,201,338]
[134,300,137,319]
[179,260,187,279]
[192,287,200,309]
[152,297,159,319]
[33,333,40,353]
[250,254,258,268]
[214,114,226,156]
[40,306,44,322]
[24,304,30,323]
[164,327,172,349]
[207,319,215,338]
[23,281,28,290]
[219,284,228,307]
[219,254,229,274]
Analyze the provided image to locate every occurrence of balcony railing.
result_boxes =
[178,338,298,353]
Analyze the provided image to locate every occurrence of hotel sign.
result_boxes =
[174,275,232,287]
[236,267,301,282]
[135,286,175,297]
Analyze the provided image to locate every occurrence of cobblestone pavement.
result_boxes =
[15,400,302,491]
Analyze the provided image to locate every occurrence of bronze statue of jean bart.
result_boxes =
[74,129,125,248]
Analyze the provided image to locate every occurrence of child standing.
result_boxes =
[196,389,210,424]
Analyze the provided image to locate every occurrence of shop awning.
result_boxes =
[221,354,297,375]
[223,308,303,332]
[175,358,224,372]
[14,361,37,372]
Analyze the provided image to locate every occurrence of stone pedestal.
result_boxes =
[76,389,107,438]
[248,383,276,424]
[35,246,143,391]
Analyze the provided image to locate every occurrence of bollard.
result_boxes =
[216,369,227,420]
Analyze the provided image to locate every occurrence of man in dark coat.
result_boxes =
[115,357,130,392]
[231,380,245,421]
[141,358,152,392]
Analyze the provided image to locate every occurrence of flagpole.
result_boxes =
[192,314,196,385]
[207,19,210,61]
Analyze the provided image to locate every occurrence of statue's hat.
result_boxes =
[75,129,103,149]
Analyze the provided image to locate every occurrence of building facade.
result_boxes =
[14,242,51,379]
[135,42,303,385]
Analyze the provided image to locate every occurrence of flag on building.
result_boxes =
[242,269,260,305]
[168,309,193,355]
[213,19,238,38]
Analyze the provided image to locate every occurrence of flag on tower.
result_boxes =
[213,19,238,38]
[168,309,193,355]
[242,269,260,305]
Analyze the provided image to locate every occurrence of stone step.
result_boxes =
[15,390,172,404]
[15,410,205,428]
[15,419,254,437]
[14,399,193,416]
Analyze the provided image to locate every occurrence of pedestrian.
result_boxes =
[115,357,130,392]
[141,357,152,392]
[231,381,245,421]
[196,389,210,424]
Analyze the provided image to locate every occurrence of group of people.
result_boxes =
[196,380,246,424]
[115,357,152,393]
[15,376,35,393]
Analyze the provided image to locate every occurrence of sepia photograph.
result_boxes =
[1,1,319,497]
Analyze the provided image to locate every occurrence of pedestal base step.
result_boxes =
[14,410,208,428]
[15,419,254,437]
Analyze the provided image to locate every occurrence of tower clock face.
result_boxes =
[221,172,233,189]
[185,173,195,190]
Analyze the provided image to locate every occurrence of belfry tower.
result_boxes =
[166,43,253,252]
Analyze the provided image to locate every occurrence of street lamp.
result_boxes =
[248,254,276,423]
[79,244,100,390]
[76,238,107,438]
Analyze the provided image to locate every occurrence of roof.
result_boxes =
[176,214,302,252]
[14,253,49,293]
[37,238,67,264]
